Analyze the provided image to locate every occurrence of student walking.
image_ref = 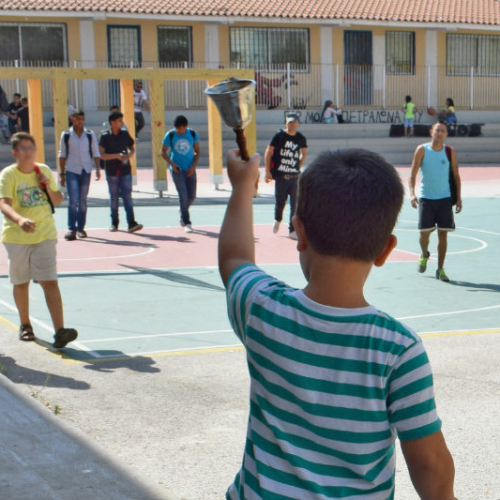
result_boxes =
[409,121,462,282]
[99,111,143,233]
[161,115,200,233]
[133,80,150,138]
[219,147,456,500]
[58,109,101,241]
[264,112,307,239]
[0,132,78,348]
[403,95,417,137]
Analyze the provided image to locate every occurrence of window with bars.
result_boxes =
[386,31,415,75]
[0,23,66,64]
[158,26,192,67]
[229,27,309,68]
[447,33,500,76]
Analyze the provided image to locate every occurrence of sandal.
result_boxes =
[19,324,35,342]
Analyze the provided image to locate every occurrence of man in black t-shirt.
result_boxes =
[7,93,22,136]
[265,113,308,239]
[17,97,29,133]
[99,111,143,233]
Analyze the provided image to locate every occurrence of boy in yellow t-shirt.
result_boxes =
[0,132,78,348]
[403,95,417,137]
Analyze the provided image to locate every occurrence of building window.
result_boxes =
[158,26,192,67]
[0,23,66,65]
[386,31,415,75]
[447,33,500,76]
[229,27,309,68]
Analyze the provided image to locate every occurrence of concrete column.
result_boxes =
[206,79,223,187]
[373,35,385,92]
[205,24,220,69]
[79,19,98,111]
[120,79,137,185]
[150,78,168,195]
[52,74,68,180]
[425,30,438,108]
[320,27,334,104]
[27,79,45,164]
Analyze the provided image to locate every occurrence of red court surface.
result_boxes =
[0,225,418,276]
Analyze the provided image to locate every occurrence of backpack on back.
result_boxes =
[166,128,197,149]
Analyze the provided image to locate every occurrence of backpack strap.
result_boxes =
[445,144,452,162]
[85,129,93,159]
[63,131,71,157]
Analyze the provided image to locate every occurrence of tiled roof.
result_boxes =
[2,0,500,25]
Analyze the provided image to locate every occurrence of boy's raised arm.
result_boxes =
[218,150,261,286]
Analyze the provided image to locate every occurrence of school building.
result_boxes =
[1,0,500,111]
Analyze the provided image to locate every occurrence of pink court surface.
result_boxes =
[0,165,499,362]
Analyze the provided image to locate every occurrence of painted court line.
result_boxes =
[0,298,103,358]
[58,247,155,262]
[397,303,500,320]
[82,329,233,343]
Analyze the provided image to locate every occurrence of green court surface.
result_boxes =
[0,196,499,362]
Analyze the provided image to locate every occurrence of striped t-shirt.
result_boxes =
[226,265,441,500]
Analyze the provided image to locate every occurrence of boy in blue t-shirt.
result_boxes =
[161,115,200,233]
[219,149,456,500]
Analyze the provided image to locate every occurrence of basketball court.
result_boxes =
[0,166,499,363]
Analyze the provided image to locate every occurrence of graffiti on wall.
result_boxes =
[285,109,424,124]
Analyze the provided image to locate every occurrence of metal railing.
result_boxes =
[1,60,499,111]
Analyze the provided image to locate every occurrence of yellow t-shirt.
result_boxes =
[0,163,58,244]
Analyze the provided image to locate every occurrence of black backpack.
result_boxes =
[0,85,9,113]
[63,129,93,158]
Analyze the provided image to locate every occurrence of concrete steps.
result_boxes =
[2,123,499,167]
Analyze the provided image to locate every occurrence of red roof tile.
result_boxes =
[1,0,500,25]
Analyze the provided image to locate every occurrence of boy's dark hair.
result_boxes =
[11,132,35,150]
[108,111,123,123]
[109,105,120,112]
[296,149,404,262]
[72,109,85,117]
[174,115,188,127]
[14,93,21,99]
[405,95,412,103]
[21,97,28,104]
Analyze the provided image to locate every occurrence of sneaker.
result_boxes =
[436,268,450,282]
[64,231,77,241]
[128,223,143,233]
[273,221,280,234]
[77,229,87,238]
[110,225,118,232]
[418,251,430,273]
[53,327,78,349]
[185,224,193,233]
[289,231,298,240]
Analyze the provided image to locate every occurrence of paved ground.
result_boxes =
[0,164,499,499]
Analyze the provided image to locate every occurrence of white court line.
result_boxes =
[83,328,233,343]
[0,298,103,358]
[419,326,500,335]
[92,343,242,358]
[397,303,500,320]
[458,226,500,237]
[58,247,155,262]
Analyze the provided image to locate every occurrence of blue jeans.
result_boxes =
[106,174,136,227]
[66,170,91,231]
[171,169,197,225]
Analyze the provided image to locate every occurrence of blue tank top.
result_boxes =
[420,143,451,200]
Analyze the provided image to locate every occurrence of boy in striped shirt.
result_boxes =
[219,149,456,500]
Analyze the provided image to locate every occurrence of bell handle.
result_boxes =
[234,129,250,161]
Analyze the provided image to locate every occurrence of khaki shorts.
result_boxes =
[4,240,58,285]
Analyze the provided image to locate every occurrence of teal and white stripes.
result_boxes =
[226,265,441,500]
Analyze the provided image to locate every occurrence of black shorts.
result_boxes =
[418,197,455,232]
